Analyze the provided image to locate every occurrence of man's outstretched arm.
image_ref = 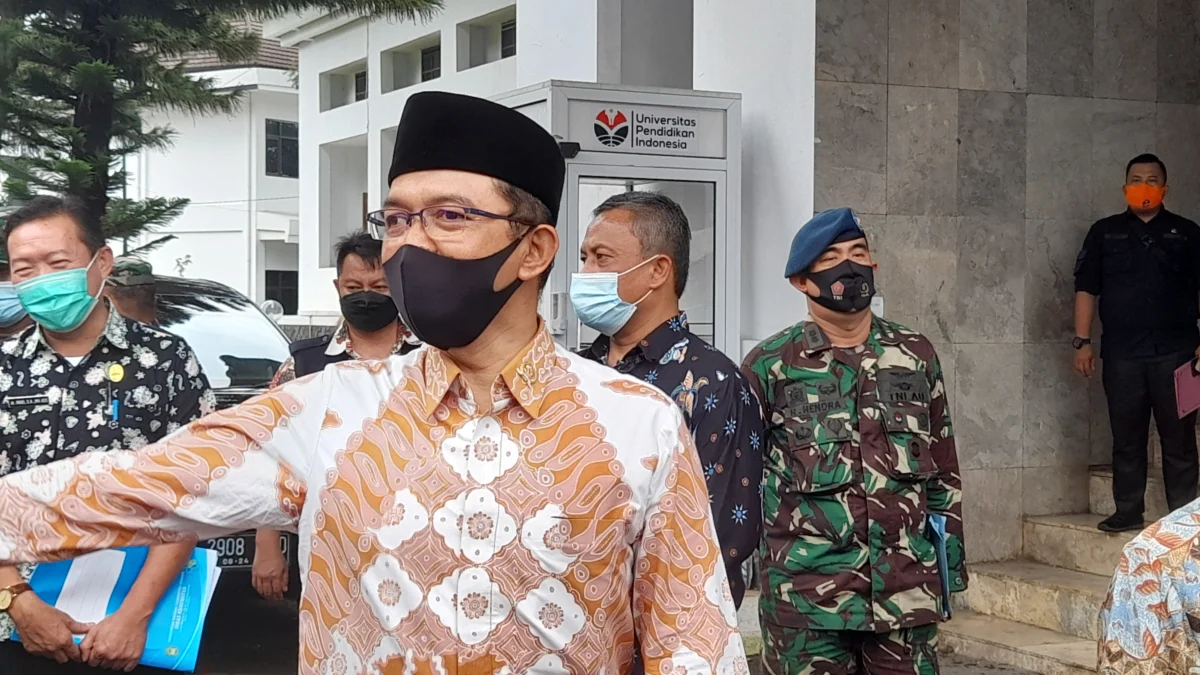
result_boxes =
[0,373,327,564]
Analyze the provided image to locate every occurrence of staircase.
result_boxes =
[940,465,1169,674]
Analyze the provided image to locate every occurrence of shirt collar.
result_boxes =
[324,322,351,356]
[1125,208,1174,225]
[798,315,896,357]
[586,312,691,365]
[22,300,129,360]
[418,321,565,420]
[325,320,421,357]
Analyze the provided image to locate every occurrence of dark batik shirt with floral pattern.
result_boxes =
[0,303,215,474]
[0,303,214,641]
[582,313,764,606]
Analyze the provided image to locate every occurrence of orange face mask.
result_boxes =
[1125,184,1166,211]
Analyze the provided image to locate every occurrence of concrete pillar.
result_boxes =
[515,0,607,86]
[694,0,817,354]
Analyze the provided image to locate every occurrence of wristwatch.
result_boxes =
[1072,337,1092,350]
[0,582,30,612]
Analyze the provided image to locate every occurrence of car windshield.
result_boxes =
[156,286,289,389]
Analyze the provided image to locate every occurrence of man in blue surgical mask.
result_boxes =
[573,190,764,608]
[0,195,214,674]
[0,246,31,339]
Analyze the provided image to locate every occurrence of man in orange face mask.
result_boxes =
[1074,153,1200,533]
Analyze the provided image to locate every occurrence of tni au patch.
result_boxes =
[876,368,931,405]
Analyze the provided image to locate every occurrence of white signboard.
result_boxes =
[567,100,726,158]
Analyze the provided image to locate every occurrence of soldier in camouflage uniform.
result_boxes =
[741,207,967,675]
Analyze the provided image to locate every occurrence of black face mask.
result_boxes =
[384,238,524,350]
[806,260,876,313]
[340,290,399,333]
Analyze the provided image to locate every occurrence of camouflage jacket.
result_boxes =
[741,317,967,632]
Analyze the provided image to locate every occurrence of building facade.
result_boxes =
[129,21,301,312]
[264,0,814,337]
[268,0,1200,669]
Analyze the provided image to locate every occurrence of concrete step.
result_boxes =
[1089,465,1196,521]
[940,610,1096,674]
[955,562,1109,641]
[1023,514,1134,578]
[739,590,762,656]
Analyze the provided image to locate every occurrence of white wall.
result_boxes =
[618,0,693,89]
[319,141,368,268]
[514,0,604,85]
[694,0,816,354]
[128,78,299,300]
[135,105,251,292]
[253,89,301,215]
[140,107,251,225]
[145,231,248,285]
[263,241,300,271]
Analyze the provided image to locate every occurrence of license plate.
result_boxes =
[201,533,289,570]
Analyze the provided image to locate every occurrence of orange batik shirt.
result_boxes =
[0,325,747,675]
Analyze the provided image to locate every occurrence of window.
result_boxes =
[457,7,516,71]
[381,33,441,93]
[421,45,441,82]
[500,19,516,58]
[264,270,299,315]
[265,120,299,179]
[157,286,290,389]
[354,71,367,102]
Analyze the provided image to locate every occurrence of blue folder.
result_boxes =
[16,547,220,672]
[927,513,953,620]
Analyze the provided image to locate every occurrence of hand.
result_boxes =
[1074,344,1096,378]
[8,592,91,664]
[79,609,148,672]
[252,538,289,601]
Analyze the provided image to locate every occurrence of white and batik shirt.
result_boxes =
[0,325,747,674]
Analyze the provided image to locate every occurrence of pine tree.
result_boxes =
[0,1,441,252]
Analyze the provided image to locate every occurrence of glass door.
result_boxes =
[559,165,728,353]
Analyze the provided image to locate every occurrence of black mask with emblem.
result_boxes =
[806,260,876,314]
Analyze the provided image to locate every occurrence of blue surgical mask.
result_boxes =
[0,282,26,328]
[15,253,103,333]
[570,256,659,336]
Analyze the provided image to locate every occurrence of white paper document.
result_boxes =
[55,549,126,626]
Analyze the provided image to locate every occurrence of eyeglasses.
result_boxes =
[365,205,530,241]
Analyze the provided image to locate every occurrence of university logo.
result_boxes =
[594,109,629,147]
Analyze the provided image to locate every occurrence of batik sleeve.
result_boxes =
[1099,538,1193,673]
[690,370,764,607]
[0,372,329,564]
[270,356,297,389]
[633,405,747,674]
[925,350,967,592]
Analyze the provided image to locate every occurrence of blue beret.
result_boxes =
[784,207,867,278]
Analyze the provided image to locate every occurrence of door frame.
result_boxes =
[560,163,734,354]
